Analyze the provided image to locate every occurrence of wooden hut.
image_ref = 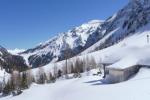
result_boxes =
[104,65,140,83]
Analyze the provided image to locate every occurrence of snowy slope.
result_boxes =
[1,68,150,100]
[81,0,150,55]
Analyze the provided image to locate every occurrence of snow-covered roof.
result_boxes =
[107,45,150,69]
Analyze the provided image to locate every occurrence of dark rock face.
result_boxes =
[28,53,54,68]
[0,46,28,72]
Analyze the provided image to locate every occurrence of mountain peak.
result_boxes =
[88,20,104,24]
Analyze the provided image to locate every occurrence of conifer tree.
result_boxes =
[21,72,28,89]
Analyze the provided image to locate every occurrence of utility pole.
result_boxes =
[66,56,68,75]
[147,34,149,44]
[103,64,106,78]
[2,71,6,91]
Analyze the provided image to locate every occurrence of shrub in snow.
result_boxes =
[46,72,56,83]
[2,80,12,96]
[12,89,22,96]
[57,69,62,78]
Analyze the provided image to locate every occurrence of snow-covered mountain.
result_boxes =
[20,20,104,68]
[36,0,150,76]
[21,0,150,68]
[82,0,150,54]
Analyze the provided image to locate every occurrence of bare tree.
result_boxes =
[73,58,84,78]
[89,56,97,69]
[11,70,21,91]
[84,56,97,71]
[48,72,56,83]
[53,63,58,79]
[26,70,33,87]
[84,56,90,72]
[70,62,75,74]
[47,72,52,83]
[36,67,46,84]
[62,40,75,79]
[21,72,27,89]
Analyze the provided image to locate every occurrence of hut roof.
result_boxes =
[107,46,150,70]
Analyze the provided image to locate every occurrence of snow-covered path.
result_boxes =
[1,68,150,100]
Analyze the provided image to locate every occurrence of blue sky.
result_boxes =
[0,0,129,49]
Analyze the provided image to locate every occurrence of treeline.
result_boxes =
[0,56,97,96]
[1,70,33,96]
[63,56,97,78]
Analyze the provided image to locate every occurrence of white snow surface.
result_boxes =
[0,69,10,83]
[1,68,150,100]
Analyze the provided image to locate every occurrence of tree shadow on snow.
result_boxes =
[84,79,109,86]
[84,79,100,83]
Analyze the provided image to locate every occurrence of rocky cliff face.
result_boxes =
[0,46,28,72]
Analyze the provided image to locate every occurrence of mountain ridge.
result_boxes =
[3,0,150,69]
[20,20,104,67]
